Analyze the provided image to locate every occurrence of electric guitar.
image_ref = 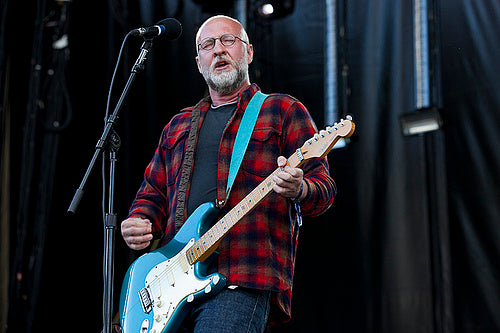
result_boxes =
[119,116,356,333]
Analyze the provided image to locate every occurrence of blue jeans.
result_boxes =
[180,287,271,333]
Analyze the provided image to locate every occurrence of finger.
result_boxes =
[121,225,151,238]
[274,168,302,185]
[273,173,292,185]
[128,240,151,251]
[272,175,295,194]
[277,156,288,168]
[122,217,151,229]
[124,233,153,249]
[284,165,303,179]
[126,233,153,245]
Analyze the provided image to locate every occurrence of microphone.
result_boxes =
[130,18,182,40]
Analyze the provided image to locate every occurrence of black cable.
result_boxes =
[105,31,133,122]
[102,31,133,223]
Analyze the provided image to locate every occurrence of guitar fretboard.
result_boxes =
[185,152,302,264]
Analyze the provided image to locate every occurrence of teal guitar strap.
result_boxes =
[226,91,268,198]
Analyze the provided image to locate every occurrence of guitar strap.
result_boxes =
[174,91,267,232]
[226,90,268,198]
[175,96,207,232]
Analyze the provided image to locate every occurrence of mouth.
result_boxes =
[214,59,231,71]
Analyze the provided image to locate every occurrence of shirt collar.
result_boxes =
[236,83,261,112]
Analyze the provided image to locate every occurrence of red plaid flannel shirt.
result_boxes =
[128,84,336,324]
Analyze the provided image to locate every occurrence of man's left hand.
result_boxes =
[272,156,307,201]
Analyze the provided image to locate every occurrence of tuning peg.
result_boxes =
[313,133,320,141]
[326,126,332,134]
[320,130,327,137]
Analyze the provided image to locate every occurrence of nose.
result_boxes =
[213,38,227,55]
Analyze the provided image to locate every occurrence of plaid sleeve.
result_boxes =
[127,127,169,239]
[280,98,336,217]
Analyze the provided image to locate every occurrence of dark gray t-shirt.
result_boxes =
[186,102,237,217]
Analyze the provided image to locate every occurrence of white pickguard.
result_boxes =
[142,238,219,333]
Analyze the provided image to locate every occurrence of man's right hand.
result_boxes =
[121,217,153,250]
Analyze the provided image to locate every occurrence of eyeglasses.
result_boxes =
[198,34,248,51]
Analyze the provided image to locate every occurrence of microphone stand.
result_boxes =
[67,38,154,333]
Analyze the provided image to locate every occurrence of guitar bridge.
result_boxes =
[138,287,153,313]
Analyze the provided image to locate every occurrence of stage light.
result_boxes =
[399,107,443,136]
[256,0,294,19]
[259,3,275,16]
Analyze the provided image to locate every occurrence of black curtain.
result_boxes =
[270,0,499,332]
[285,0,440,332]
[440,0,500,332]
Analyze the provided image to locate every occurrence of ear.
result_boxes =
[195,56,202,73]
[247,44,254,64]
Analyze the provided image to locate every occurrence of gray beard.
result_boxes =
[200,55,249,95]
[205,68,246,95]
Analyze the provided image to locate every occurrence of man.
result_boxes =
[121,15,336,332]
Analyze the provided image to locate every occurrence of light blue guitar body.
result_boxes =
[119,202,227,333]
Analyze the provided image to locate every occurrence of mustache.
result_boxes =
[210,56,233,70]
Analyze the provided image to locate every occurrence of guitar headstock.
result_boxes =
[299,116,355,160]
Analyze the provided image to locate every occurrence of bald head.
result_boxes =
[195,15,249,53]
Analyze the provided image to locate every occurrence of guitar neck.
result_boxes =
[185,116,354,265]
[186,151,303,264]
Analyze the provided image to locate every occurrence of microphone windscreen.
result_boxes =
[157,18,182,40]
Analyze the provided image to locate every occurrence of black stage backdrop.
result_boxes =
[1,0,499,332]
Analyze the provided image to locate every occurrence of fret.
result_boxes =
[186,249,193,264]
[220,219,228,234]
[257,182,267,197]
[246,192,256,207]
[229,210,238,227]
[194,245,202,258]
[199,235,206,251]
[191,249,198,262]
[243,196,253,211]
[240,200,247,213]
[213,222,222,237]
[203,230,214,251]
[253,188,263,200]
[219,218,228,232]
[225,212,233,228]
[265,177,274,191]
[235,204,243,219]
[207,228,215,244]
[207,230,215,246]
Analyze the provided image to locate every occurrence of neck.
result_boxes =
[209,81,251,107]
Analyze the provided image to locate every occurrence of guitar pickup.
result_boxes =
[138,287,153,313]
